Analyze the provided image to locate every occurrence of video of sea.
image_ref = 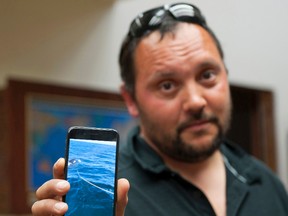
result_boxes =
[65,138,116,216]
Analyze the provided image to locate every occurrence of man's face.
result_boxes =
[123,23,231,163]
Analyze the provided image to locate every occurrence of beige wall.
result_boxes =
[0,0,287,186]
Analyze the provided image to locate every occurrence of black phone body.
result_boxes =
[64,126,119,216]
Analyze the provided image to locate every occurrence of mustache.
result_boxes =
[177,112,219,133]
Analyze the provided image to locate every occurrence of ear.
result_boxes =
[120,84,139,117]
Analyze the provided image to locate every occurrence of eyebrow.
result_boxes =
[149,71,178,81]
[153,60,220,76]
[196,60,221,70]
[148,58,223,82]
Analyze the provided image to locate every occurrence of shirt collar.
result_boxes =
[128,127,169,174]
[220,140,262,185]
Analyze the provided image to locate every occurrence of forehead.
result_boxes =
[134,23,222,71]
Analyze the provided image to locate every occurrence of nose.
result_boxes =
[182,85,207,114]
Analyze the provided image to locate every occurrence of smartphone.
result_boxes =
[63,126,119,216]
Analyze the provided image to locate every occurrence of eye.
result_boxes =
[161,81,173,90]
[199,70,217,83]
[201,70,214,79]
[158,80,178,94]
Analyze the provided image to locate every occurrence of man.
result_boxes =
[32,3,288,216]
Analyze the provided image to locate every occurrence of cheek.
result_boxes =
[208,84,231,116]
[137,90,181,122]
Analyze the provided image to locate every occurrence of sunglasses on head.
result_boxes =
[128,3,207,38]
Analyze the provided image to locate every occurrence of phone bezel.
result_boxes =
[63,126,119,216]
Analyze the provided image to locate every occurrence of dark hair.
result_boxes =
[119,9,224,96]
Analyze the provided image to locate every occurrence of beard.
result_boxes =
[169,119,224,163]
[141,109,230,163]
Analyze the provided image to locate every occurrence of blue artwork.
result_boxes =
[27,96,136,191]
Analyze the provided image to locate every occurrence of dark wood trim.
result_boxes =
[229,85,276,171]
[257,91,276,170]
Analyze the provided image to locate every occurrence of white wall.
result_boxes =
[0,0,287,186]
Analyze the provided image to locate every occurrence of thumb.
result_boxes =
[116,178,130,216]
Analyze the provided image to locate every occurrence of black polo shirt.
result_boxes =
[118,127,288,216]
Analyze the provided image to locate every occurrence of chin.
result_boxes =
[182,132,216,147]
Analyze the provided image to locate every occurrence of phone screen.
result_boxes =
[64,127,118,216]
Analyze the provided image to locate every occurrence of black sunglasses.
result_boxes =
[129,3,207,38]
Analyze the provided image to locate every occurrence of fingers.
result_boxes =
[31,158,69,215]
[31,199,68,216]
[53,158,65,179]
[116,178,130,216]
[33,158,129,216]
[36,179,70,200]
[32,179,70,215]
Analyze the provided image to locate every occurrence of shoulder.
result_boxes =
[118,141,136,174]
[117,127,144,179]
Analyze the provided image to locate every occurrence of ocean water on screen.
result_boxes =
[65,139,116,216]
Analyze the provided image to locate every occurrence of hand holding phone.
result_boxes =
[64,126,119,216]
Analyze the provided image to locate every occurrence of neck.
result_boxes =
[161,149,224,180]
[163,149,227,216]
